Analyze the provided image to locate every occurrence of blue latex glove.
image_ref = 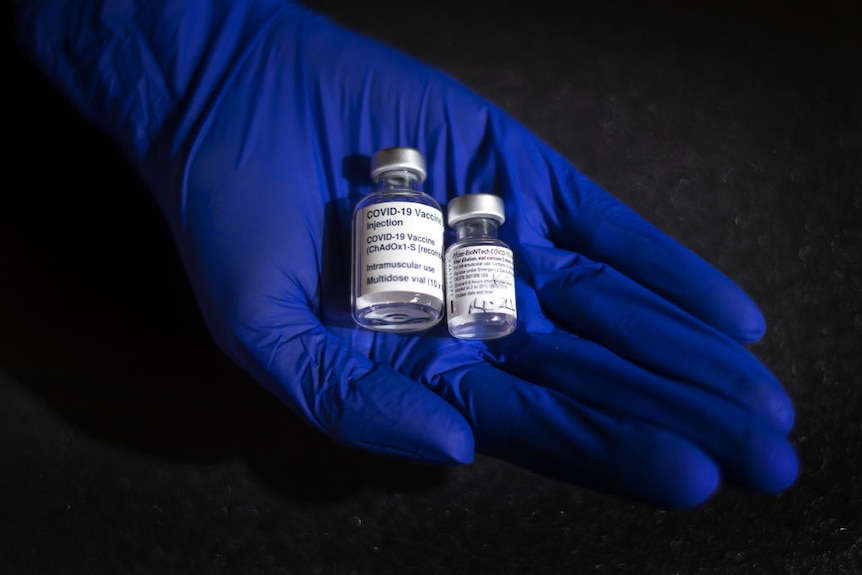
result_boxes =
[18,0,797,506]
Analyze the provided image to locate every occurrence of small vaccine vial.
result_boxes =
[444,193,517,339]
[351,147,445,332]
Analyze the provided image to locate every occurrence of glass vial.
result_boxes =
[351,147,445,332]
[444,194,517,339]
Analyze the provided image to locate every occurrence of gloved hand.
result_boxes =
[18,0,797,506]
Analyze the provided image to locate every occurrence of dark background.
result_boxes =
[2,0,860,573]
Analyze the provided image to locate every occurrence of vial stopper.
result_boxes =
[370,147,427,183]
[447,193,505,227]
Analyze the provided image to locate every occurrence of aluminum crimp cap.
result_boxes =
[370,147,427,183]
[447,193,506,227]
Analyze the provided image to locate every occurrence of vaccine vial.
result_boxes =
[351,147,445,332]
[444,194,517,339]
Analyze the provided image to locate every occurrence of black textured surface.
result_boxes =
[2,1,861,573]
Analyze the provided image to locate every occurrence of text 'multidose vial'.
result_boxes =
[351,147,445,332]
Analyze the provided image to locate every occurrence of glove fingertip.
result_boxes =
[723,293,767,345]
[632,442,721,508]
[744,434,800,494]
[354,408,475,466]
[413,414,475,466]
[329,365,475,467]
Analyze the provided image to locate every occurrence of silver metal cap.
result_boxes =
[447,193,505,226]
[370,147,426,183]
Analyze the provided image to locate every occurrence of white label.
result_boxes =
[357,201,444,299]
[445,245,517,319]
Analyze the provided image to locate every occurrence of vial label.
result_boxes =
[357,201,444,300]
[446,245,516,319]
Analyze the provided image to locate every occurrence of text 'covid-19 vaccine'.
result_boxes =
[351,147,445,332]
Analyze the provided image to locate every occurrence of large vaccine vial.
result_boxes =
[351,147,445,332]
[444,194,517,339]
